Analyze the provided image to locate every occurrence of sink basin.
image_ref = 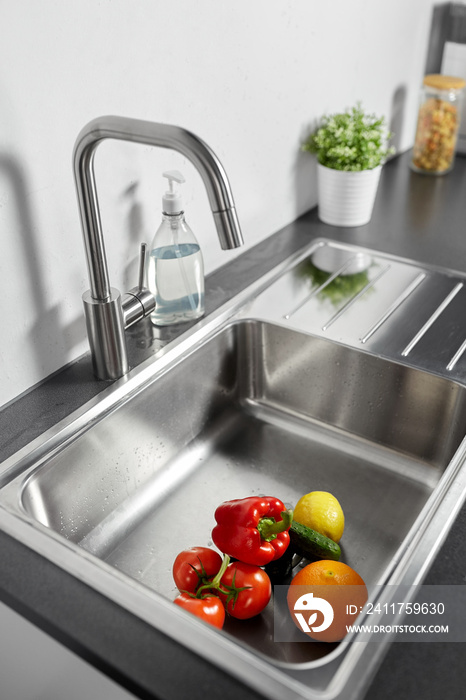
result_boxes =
[1,239,466,699]
[18,319,466,660]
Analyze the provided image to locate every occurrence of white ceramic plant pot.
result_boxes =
[317,163,382,227]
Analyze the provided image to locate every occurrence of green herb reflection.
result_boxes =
[299,259,371,306]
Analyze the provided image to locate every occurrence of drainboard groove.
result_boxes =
[447,338,466,371]
[401,282,464,357]
[321,264,391,332]
[360,273,427,344]
[284,256,361,320]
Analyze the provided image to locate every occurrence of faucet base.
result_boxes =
[83,289,128,380]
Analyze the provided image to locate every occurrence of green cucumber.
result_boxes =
[289,520,341,561]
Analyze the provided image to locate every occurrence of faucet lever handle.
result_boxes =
[138,242,148,291]
[122,242,155,328]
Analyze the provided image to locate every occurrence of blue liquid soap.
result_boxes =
[148,171,205,326]
[149,243,204,325]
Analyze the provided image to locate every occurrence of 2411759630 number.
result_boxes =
[346,601,445,615]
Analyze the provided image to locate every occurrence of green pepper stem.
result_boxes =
[257,509,293,542]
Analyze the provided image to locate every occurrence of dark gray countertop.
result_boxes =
[0,150,465,699]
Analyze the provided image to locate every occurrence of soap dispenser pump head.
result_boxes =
[162,169,185,215]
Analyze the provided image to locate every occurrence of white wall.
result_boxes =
[0,0,437,408]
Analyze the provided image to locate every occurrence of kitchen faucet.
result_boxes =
[73,116,243,381]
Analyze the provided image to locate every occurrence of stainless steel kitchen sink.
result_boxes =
[1,239,466,700]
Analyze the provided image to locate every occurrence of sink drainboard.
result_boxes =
[246,239,466,384]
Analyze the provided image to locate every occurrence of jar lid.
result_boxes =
[423,74,466,91]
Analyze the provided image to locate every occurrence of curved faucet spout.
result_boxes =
[73,115,243,302]
[72,115,244,380]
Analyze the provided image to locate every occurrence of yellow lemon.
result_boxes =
[293,491,344,543]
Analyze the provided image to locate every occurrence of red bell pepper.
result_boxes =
[212,496,293,566]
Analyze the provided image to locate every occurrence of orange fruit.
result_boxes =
[286,560,367,643]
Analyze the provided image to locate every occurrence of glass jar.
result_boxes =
[411,74,465,175]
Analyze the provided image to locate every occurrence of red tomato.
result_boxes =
[173,547,223,594]
[219,562,271,619]
[173,593,225,629]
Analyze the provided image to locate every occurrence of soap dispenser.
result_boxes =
[148,170,205,326]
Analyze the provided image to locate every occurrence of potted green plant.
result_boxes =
[302,103,394,226]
